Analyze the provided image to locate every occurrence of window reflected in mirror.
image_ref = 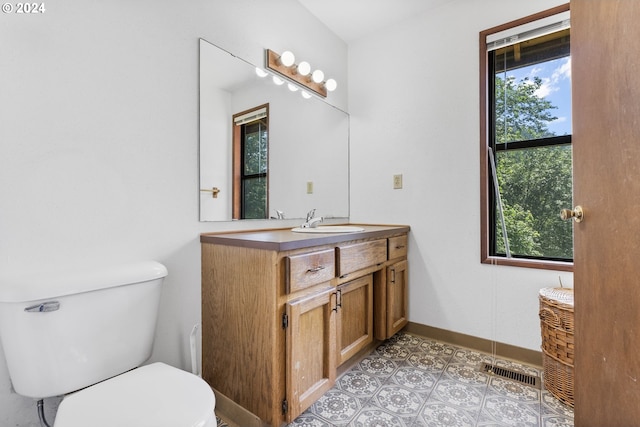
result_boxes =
[233,104,269,219]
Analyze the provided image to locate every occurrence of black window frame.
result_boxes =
[239,119,268,219]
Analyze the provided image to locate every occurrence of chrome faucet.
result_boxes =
[306,209,316,222]
[301,208,324,228]
[270,210,285,220]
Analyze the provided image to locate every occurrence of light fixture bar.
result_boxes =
[266,49,328,98]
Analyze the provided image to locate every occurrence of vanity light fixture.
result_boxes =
[279,50,296,67]
[297,61,311,76]
[311,69,324,84]
[255,67,269,78]
[266,49,337,98]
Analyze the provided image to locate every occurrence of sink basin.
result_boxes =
[291,225,365,233]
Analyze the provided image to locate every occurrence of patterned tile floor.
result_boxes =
[218,332,574,427]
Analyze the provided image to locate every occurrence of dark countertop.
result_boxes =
[200,224,410,251]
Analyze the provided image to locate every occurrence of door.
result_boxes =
[387,260,408,338]
[337,275,374,365]
[286,287,337,422]
[572,1,640,424]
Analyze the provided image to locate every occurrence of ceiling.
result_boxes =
[297,0,453,43]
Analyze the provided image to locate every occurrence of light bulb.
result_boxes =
[272,76,284,85]
[325,78,337,92]
[301,91,312,99]
[287,83,298,92]
[311,69,324,84]
[255,68,268,78]
[280,51,295,67]
[297,61,311,76]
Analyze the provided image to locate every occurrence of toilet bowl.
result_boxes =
[0,261,216,426]
[54,363,216,427]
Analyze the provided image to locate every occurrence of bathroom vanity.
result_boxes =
[200,225,409,426]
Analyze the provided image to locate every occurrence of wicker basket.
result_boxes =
[539,287,574,407]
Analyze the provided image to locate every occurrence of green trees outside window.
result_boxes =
[490,30,573,261]
[241,119,268,219]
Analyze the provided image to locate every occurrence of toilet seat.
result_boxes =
[53,362,216,427]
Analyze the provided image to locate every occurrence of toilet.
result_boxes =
[0,261,216,427]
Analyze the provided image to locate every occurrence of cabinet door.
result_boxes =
[286,287,337,422]
[387,260,408,337]
[337,275,373,366]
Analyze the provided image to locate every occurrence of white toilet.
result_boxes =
[0,261,216,427]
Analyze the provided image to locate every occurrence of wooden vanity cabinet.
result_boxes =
[200,225,409,426]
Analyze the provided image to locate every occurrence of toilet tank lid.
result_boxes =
[0,261,168,303]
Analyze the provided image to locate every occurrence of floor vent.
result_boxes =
[479,362,541,389]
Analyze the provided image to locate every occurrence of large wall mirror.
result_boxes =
[199,39,350,222]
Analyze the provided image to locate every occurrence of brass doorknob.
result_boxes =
[560,206,584,223]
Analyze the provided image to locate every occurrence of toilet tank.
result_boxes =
[0,261,168,399]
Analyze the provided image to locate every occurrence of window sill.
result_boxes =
[482,256,573,272]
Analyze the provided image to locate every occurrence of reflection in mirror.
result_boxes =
[199,39,349,222]
[233,104,269,219]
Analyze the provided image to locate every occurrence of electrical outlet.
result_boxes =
[306,181,313,194]
[393,174,403,189]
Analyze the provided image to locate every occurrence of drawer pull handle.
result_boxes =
[307,266,326,273]
[332,290,342,312]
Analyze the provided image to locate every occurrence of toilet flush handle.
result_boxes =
[24,301,60,313]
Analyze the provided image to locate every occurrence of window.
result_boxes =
[480,5,573,270]
[232,104,269,219]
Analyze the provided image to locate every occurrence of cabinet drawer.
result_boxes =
[388,235,408,259]
[286,249,336,293]
[336,239,387,277]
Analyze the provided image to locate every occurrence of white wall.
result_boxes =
[348,0,572,353]
[0,1,346,425]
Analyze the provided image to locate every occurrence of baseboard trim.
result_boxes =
[403,322,542,367]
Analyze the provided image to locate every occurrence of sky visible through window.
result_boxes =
[506,56,572,136]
